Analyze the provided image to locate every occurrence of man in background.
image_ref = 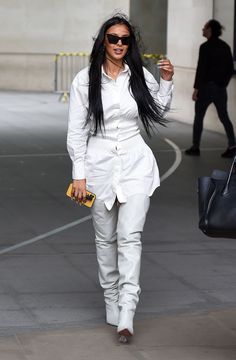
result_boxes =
[185,19,236,158]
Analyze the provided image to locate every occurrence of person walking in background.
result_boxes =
[185,19,236,158]
[67,14,174,343]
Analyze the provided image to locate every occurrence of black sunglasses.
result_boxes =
[106,34,131,45]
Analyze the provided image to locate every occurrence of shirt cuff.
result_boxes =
[72,162,85,180]
[159,78,173,96]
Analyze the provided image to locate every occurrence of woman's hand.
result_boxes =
[72,179,87,203]
[158,58,174,81]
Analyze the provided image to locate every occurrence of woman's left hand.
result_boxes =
[158,58,174,81]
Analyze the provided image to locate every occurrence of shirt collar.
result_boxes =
[102,63,130,79]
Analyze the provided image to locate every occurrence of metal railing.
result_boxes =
[54,52,165,102]
[54,52,89,102]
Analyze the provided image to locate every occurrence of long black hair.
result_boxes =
[88,14,168,136]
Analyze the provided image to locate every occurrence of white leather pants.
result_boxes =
[91,194,150,334]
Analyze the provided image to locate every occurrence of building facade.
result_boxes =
[0,0,235,134]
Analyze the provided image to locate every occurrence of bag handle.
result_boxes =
[223,154,236,195]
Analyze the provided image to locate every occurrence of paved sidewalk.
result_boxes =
[0,92,236,359]
[1,308,236,360]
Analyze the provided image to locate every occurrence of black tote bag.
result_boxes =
[198,155,236,238]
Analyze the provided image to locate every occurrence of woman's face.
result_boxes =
[104,24,130,62]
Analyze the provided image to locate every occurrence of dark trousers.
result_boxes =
[193,82,235,148]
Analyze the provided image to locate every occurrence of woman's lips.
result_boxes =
[114,48,123,54]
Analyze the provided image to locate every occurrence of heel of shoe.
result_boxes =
[118,329,132,344]
[117,309,134,335]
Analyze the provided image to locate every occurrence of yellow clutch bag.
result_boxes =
[66,183,96,208]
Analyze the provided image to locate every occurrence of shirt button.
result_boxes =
[115,146,118,150]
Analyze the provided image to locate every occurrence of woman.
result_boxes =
[67,14,174,343]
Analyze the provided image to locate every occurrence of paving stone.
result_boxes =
[17,327,137,360]
[0,310,36,328]
[138,347,236,360]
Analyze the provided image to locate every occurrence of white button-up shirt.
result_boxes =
[67,64,173,210]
